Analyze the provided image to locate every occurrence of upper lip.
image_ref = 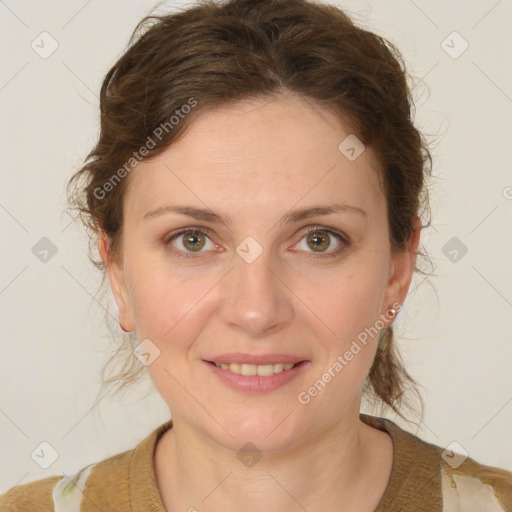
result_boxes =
[205,353,309,365]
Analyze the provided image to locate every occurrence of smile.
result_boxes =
[204,360,309,393]
[208,361,300,376]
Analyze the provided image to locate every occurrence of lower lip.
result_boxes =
[203,360,310,393]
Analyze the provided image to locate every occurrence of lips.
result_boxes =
[204,353,308,365]
[204,358,310,392]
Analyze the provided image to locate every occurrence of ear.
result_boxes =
[381,215,422,325]
[98,230,136,332]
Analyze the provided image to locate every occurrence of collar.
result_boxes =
[128,414,443,512]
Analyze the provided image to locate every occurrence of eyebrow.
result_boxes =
[143,202,367,226]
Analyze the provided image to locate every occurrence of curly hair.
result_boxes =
[66,0,435,422]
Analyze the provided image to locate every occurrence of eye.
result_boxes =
[293,226,348,259]
[165,225,349,260]
[165,228,218,259]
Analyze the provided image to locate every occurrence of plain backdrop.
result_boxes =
[1,0,511,493]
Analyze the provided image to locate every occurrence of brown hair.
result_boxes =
[67,0,434,421]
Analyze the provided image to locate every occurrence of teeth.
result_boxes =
[213,362,298,375]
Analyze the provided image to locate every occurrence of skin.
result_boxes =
[99,90,421,511]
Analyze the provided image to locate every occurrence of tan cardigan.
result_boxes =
[1,413,511,511]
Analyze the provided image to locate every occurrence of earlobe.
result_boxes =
[98,230,136,333]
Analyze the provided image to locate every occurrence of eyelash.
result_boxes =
[164,226,349,260]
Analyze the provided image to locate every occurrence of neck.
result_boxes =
[154,406,393,512]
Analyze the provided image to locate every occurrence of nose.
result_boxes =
[218,244,295,337]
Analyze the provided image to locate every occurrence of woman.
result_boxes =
[1,0,511,510]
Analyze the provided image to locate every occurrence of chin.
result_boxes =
[213,410,303,453]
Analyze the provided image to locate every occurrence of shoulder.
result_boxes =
[441,455,512,511]
[0,476,62,512]
[0,448,134,512]
[0,419,172,512]
[397,421,512,510]
[360,413,512,511]
[401,426,512,510]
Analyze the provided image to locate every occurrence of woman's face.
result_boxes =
[103,92,418,452]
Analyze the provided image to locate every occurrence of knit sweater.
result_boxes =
[1,413,511,511]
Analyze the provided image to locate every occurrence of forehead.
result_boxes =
[124,93,385,221]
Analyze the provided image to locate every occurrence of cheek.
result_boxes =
[129,270,213,403]
[130,276,200,340]
[299,266,386,396]
[126,265,221,386]
[124,248,203,336]
[302,263,386,338]
[297,271,384,411]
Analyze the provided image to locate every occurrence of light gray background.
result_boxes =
[1,0,511,493]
